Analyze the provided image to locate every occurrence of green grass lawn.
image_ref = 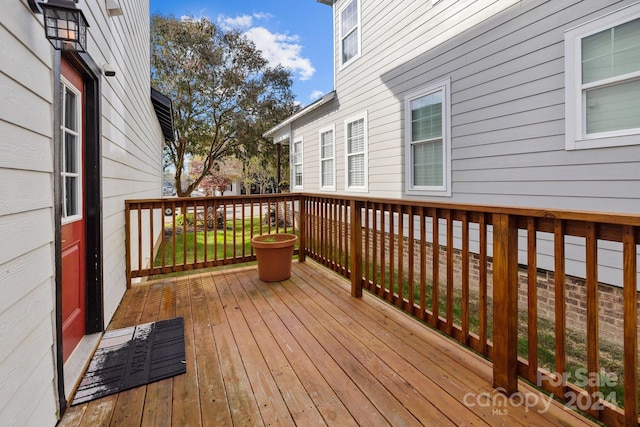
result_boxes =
[371,265,627,409]
[154,217,281,266]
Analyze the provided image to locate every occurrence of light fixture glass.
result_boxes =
[39,0,89,52]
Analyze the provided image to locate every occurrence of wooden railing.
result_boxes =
[126,193,640,426]
[302,195,640,426]
[125,194,299,280]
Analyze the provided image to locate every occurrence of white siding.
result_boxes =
[0,1,57,425]
[90,1,164,323]
[0,0,164,424]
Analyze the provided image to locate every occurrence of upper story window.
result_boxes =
[565,4,640,150]
[339,0,361,67]
[345,111,368,192]
[292,138,303,189]
[319,126,336,191]
[405,79,451,196]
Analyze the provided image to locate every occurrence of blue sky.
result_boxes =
[149,0,334,106]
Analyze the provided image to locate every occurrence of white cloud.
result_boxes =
[217,14,254,31]
[309,90,325,101]
[217,13,315,82]
[244,27,315,81]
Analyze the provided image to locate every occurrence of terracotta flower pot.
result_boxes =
[251,233,298,282]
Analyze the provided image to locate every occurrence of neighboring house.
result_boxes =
[265,0,640,287]
[0,1,171,424]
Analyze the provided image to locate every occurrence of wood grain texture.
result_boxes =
[59,263,597,427]
[492,213,519,394]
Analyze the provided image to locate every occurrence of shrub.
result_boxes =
[176,213,195,227]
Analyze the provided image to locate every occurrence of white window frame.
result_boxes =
[292,137,304,190]
[564,2,640,150]
[338,0,361,69]
[61,76,83,224]
[344,111,368,193]
[319,125,336,191]
[404,78,452,197]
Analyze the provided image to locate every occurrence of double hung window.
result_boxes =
[565,4,640,149]
[292,138,303,189]
[345,112,367,191]
[405,79,451,196]
[319,127,335,190]
[340,0,360,66]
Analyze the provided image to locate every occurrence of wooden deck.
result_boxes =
[59,261,595,426]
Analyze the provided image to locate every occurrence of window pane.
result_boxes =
[293,141,302,164]
[321,131,333,159]
[295,165,302,187]
[413,139,443,187]
[322,159,334,187]
[65,176,78,217]
[347,119,364,153]
[342,31,358,64]
[348,153,365,187]
[411,92,443,141]
[341,0,357,34]
[64,88,77,131]
[583,18,640,84]
[65,133,77,173]
[613,20,640,77]
[586,79,640,134]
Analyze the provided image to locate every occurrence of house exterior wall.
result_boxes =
[284,0,640,287]
[96,1,164,323]
[0,1,163,424]
[295,0,640,211]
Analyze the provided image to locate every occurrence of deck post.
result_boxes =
[125,202,132,288]
[492,213,518,395]
[350,199,363,298]
[298,195,306,263]
[623,225,638,424]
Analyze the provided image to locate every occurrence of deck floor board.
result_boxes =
[59,261,597,427]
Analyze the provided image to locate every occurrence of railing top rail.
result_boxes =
[125,192,640,227]
[298,193,640,227]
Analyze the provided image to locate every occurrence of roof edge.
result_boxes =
[151,87,175,142]
[263,90,336,138]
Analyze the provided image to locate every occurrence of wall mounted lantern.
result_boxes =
[37,0,90,52]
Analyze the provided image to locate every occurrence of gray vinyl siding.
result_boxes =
[0,1,163,424]
[285,0,640,286]
[293,0,640,212]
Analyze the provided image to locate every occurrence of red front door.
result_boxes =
[60,59,86,363]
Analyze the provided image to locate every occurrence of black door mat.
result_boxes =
[71,317,186,405]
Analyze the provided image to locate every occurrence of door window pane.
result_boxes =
[65,133,78,174]
[64,87,77,131]
[65,176,78,217]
